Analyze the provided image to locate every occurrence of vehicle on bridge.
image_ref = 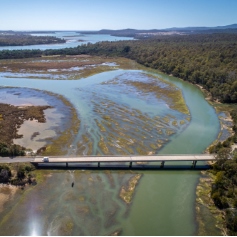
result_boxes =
[42,157,49,162]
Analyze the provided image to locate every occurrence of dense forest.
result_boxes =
[211,149,237,235]
[0,34,65,46]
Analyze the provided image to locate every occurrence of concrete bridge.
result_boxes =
[32,154,215,169]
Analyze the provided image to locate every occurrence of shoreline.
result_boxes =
[194,82,236,235]
[196,171,226,235]
[0,87,80,156]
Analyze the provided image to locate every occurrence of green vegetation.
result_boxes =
[0,163,36,186]
[207,107,237,235]
[1,33,237,234]
[0,143,25,157]
[119,174,142,204]
[0,34,65,46]
[210,150,237,235]
[1,33,236,103]
[0,103,52,155]
[209,109,237,154]
[48,33,236,103]
[124,77,189,114]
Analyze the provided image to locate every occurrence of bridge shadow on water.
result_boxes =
[36,162,211,171]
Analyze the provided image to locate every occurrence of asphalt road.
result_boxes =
[0,157,34,163]
[33,155,215,163]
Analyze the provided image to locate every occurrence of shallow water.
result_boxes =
[0,170,139,236]
[0,87,72,152]
[0,66,220,235]
[0,32,134,51]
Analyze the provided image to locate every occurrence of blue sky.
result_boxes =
[1,0,237,30]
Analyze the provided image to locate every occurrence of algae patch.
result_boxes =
[196,171,225,236]
[120,174,142,204]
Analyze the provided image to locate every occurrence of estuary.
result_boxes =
[0,32,220,235]
[0,55,221,235]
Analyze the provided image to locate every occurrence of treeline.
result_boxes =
[0,34,65,46]
[0,163,36,186]
[0,49,42,59]
[211,150,237,235]
[0,142,25,157]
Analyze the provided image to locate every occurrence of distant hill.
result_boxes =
[165,23,237,31]
[77,24,237,38]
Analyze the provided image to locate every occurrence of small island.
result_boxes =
[0,33,66,46]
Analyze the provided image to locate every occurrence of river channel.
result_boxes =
[0,66,220,235]
[0,33,221,235]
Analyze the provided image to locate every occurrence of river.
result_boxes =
[0,34,221,235]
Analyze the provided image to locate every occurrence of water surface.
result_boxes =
[0,32,134,51]
[0,67,220,235]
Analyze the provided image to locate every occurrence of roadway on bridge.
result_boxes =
[33,154,215,163]
[0,157,34,163]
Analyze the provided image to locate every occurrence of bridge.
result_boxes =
[31,154,215,169]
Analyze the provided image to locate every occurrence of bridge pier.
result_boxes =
[160,161,165,168]
[129,162,133,168]
[98,162,100,168]
[66,162,68,168]
[192,160,197,168]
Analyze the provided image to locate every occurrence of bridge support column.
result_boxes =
[66,162,68,168]
[129,162,132,168]
[192,160,197,168]
[160,161,165,168]
[98,162,100,168]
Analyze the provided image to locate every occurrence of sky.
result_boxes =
[0,0,237,31]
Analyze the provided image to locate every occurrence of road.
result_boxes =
[32,154,215,163]
[0,157,34,163]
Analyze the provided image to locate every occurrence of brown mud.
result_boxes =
[0,103,51,145]
[0,56,139,80]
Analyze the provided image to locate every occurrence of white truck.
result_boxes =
[42,157,49,162]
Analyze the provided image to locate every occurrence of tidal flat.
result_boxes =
[0,55,140,80]
[0,87,79,154]
[0,56,220,235]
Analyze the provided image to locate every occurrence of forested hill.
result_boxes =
[0,33,237,103]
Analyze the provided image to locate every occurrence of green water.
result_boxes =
[120,72,219,235]
[0,68,220,235]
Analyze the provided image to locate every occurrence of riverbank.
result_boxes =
[194,83,237,235]
[196,171,226,235]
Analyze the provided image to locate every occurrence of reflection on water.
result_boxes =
[0,170,138,236]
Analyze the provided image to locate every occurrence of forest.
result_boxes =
[0,34,65,46]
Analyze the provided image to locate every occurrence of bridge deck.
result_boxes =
[33,154,215,163]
